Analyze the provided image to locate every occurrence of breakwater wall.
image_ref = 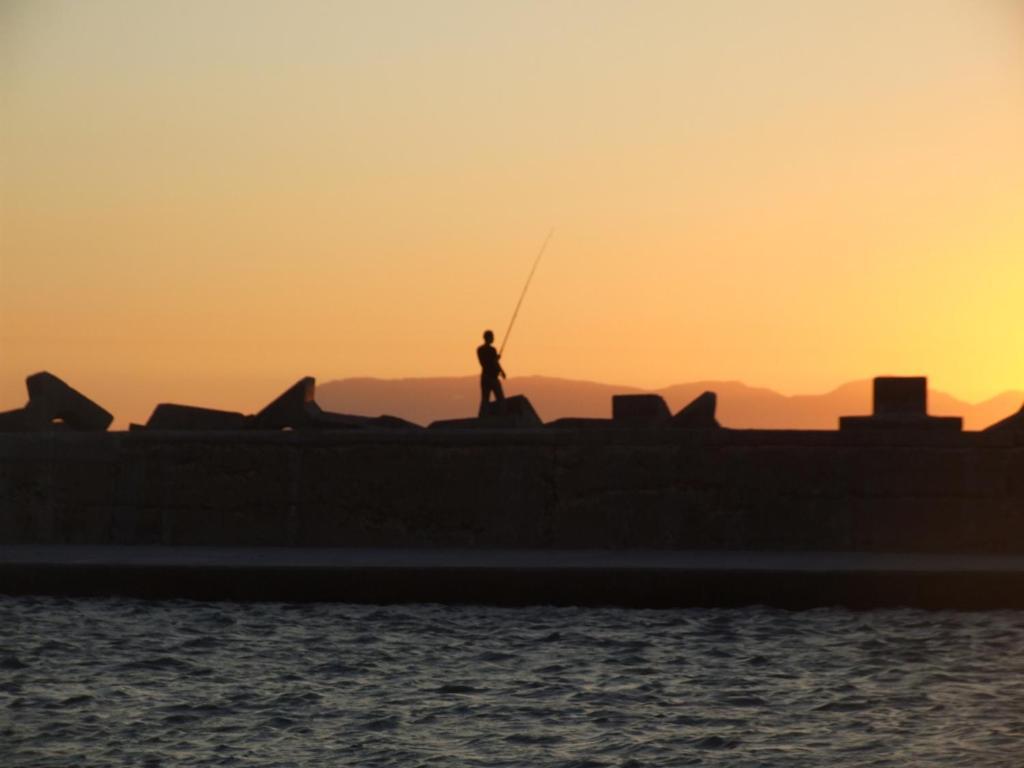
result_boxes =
[2,429,1023,553]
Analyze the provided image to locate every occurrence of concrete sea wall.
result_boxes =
[2,429,1024,553]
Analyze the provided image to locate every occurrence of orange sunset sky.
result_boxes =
[2,0,1023,426]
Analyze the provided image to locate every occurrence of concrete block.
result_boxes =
[0,408,36,432]
[840,376,960,432]
[672,391,719,428]
[839,415,962,431]
[24,372,113,431]
[305,406,419,430]
[545,417,614,429]
[145,404,251,431]
[254,377,317,429]
[612,394,670,426]
[481,395,542,426]
[371,414,422,429]
[430,395,542,429]
[984,404,1024,432]
[874,377,926,416]
[429,417,483,430]
[254,377,419,430]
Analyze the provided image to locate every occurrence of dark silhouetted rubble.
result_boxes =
[545,417,613,429]
[0,408,35,431]
[548,391,719,429]
[485,394,541,426]
[0,372,113,432]
[874,377,926,416]
[430,394,542,429]
[839,377,961,431]
[672,391,719,428]
[25,372,114,431]
[128,376,418,431]
[427,417,479,429]
[146,404,251,431]
[254,377,318,429]
[612,394,671,425]
[300,407,420,430]
[984,403,1024,432]
[253,377,420,430]
[7,370,1014,436]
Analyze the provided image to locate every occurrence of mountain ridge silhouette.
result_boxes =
[316,375,1023,431]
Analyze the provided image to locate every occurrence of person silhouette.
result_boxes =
[477,330,506,417]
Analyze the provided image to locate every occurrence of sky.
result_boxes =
[2,0,1023,425]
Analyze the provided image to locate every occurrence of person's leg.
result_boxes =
[489,380,501,415]
[479,377,490,418]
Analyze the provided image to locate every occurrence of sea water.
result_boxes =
[2,598,1023,766]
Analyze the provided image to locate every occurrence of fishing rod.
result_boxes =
[499,228,554,358]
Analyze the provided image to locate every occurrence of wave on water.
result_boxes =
[3,598,1024,766]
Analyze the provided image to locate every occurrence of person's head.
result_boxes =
[483,330,494,344]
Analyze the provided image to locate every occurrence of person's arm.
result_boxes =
[498,354,506,379]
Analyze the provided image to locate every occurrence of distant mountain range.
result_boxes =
[316,376,1023,431]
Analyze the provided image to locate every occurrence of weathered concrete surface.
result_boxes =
[5,545,1024,608]
[2,429,1024,553]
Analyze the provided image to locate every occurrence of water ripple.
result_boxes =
[3,598,1024,766]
